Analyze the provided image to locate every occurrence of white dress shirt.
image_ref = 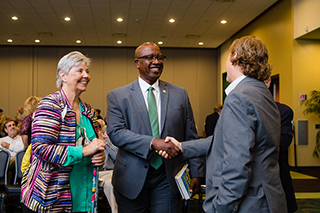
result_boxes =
[0,135,24,157]
[138,76,161,132]
[225,75,246,96]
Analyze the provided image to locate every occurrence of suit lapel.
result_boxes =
[129,80,152,135]
[159,80,168,137]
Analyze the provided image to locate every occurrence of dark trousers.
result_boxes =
[114,165,181,213]
[22,203,36,213]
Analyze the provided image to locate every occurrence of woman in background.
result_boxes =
[21,51,106,213]
[20,96,41,149]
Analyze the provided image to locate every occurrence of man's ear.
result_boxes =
[230,52,237,65]
[232,52,237,58]
[265,78,271,88]
[135,59,140,69]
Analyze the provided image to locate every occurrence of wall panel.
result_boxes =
[0,45,217,136]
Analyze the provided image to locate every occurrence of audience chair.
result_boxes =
[3,149,26,212]
[0,148,11,213]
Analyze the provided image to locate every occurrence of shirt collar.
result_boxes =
[225,75,246,96]
[138,76,159,93]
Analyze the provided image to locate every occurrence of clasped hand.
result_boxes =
[152,136,182,159]
[82,138,106,166]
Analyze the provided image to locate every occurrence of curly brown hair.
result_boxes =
[229,36,272,81]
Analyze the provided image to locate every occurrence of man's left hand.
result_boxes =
[190,177,202,196]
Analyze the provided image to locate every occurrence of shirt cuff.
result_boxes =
[62,145,83,166]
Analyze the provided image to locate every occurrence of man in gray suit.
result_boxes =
[164,36,287,213]
[106,42,203,213]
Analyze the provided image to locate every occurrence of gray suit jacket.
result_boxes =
[182,77,287,213]
[107,79,203,199]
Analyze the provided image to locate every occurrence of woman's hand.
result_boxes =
[82,138,106,157]
[91,151,106,166]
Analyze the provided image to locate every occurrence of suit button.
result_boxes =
[144,165,148,169]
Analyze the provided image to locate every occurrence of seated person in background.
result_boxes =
[0,120,24,183]
[204,104,223,137]
[97,119,118,213]
[16,123,22,135]
[95,108,104,120]
[15,106,27,125]
[1,120,24,156]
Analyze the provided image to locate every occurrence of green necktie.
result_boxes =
[147,87,163,170]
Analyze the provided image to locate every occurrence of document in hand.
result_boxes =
[174,164,191,200]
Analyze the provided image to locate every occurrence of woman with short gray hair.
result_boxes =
[21,51,106,213]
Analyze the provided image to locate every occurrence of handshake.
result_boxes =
[151,137,182,159]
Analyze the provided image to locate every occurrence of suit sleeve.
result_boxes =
[182,136,212,159]
[183,91,205,178]
[106,91,153,160]
[213,92,256,212]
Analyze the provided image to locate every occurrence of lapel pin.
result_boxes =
[163,90,167,94]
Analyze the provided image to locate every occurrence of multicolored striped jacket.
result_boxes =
[21,90,98,213]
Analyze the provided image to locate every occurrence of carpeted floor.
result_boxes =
[6,167,320,213]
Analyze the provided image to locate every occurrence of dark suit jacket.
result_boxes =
[106,79,203,199]
[276,102,298,213]
[182,77,287,213]
[204,112,219,137]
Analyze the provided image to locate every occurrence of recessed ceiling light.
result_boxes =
[158,41,163,45]
[117,18,123,22]
[117,40,122,44]
[35,39,40,43]
[64,17,71,21]
[7,39,13,43]
[12,16,18,21]
[220,20,227,24]
[169,19,175,23]
[198,42,204,46]
[76,40,81,44]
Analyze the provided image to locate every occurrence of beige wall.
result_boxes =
[294,0,320,38]
[0,45,218,136]
[218,0,320,166]
[292,39,320,166]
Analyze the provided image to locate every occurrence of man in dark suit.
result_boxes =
[265,79,298,213]
[163,36,287,213]
[106,42,203,213]
[204,104,223,137]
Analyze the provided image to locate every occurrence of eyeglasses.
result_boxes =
[137,54,166,62]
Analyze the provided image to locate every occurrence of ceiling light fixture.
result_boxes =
[169,19,175,23]
[35,39,40,43]
[76,40,81,44]
[64,17,71,21]
[117,40,122,44]
[12,16,18,21]
[220,20,227,24]
[117,18,123,22]
[7,39,13,43]
[198,42,204,46]
[158,41,163,45]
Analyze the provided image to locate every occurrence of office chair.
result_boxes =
[0,148,11,213]
[3,149,26,212]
